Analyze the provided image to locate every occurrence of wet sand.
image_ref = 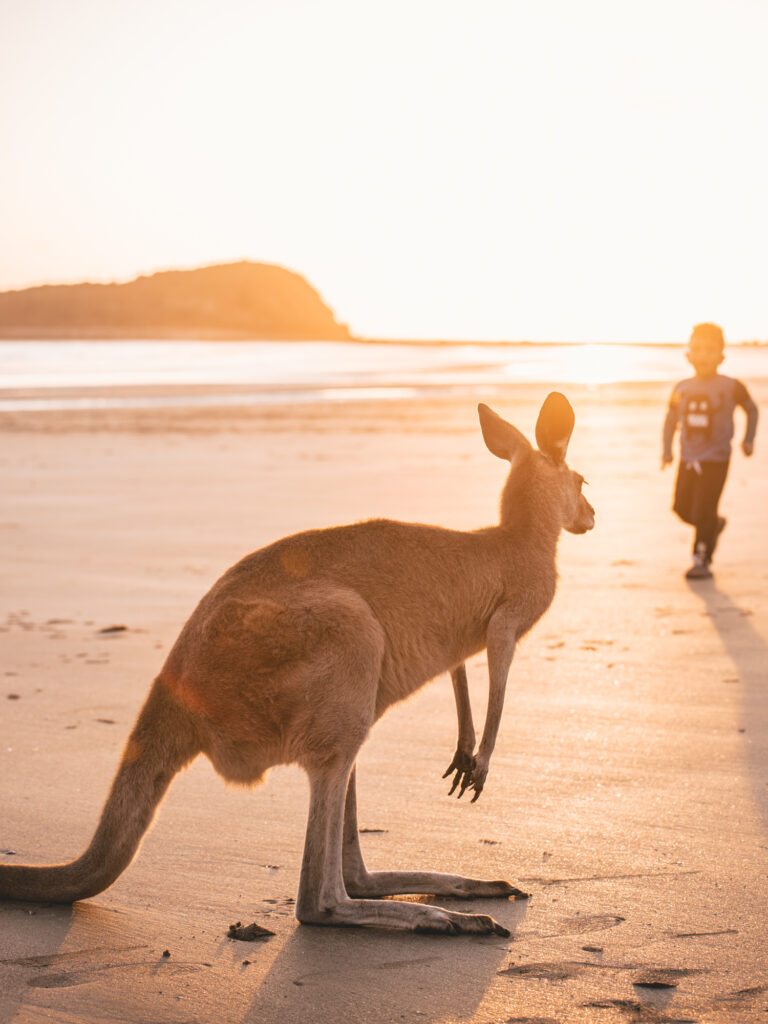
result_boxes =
[1,383,767,1023]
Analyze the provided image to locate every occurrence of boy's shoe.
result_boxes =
[686,553,713,580]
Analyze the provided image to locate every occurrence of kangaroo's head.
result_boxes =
[478,392,595,535]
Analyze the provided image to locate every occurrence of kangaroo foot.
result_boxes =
[297,896,510,935]
[344,869,530,900]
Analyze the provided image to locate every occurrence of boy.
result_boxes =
[662,323,758,580]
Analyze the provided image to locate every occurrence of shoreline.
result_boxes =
[2,379,766,434]
[0,381,679,434]
[1,332,766,346]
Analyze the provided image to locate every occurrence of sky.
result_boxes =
[1,0,766,343]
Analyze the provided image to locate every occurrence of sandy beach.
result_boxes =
[1,382,767,1024]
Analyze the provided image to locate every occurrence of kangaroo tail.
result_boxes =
[0,678,201,903]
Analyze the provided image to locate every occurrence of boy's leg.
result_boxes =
[691,461,729,562]
[673,462,696,525]
[676,463,711,578]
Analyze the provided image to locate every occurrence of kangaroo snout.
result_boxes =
[567,498,595,534]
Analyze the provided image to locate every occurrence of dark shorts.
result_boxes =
[673,459,729,558]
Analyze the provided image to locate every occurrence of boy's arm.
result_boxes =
[734,380,758,455]
[661,389,680,467]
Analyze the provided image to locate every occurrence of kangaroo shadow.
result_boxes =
[239,897,528,1024]
[0,902,76,1018]
[686,578,768,829]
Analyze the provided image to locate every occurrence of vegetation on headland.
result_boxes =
[0,263,765,347]
[0,262,351,341]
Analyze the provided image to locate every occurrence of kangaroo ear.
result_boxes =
[478,404,532,463]
[535,391,575,463]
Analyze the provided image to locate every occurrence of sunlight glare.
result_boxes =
[502,344,646,385]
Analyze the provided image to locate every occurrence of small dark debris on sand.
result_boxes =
[161,949,171,958]
[97,624,128,634]
[7,693,20,700]
[359,827,387,834]
[227,921,275,942]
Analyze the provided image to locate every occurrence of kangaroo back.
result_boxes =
[0,680,200,903]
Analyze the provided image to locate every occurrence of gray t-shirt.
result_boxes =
[665,374,755,462]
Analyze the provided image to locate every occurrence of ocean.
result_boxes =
[1,339,766,411]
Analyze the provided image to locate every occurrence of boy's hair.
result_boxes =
[689,322,725,351]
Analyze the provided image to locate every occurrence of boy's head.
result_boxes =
[686,322,725,377]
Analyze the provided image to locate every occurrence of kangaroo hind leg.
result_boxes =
[296,761,511,935]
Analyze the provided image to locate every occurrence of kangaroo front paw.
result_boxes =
[459,759,488,802]
[443,749,476,797]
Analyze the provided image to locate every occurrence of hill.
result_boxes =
[0,262,351,340]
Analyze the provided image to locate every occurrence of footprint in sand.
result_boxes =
[547,913,626,936]
[28,961,205,989]
[504,1017,560,1023]
[583,999,697,1022]
[715,983,768,1006]
[499,961,582,982]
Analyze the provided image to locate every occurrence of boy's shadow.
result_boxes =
[686,577,768,827]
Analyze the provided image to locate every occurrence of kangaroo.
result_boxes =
[0,393,594,936]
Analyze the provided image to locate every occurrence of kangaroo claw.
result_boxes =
[443,751,476,798]
[464,763,488,802]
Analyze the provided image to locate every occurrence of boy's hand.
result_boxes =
[661,453,674,469]
[742,440,754,457]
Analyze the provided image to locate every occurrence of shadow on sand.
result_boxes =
[0,902,131,1019]
[686,577,768,829]
[239,897,528,1024]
